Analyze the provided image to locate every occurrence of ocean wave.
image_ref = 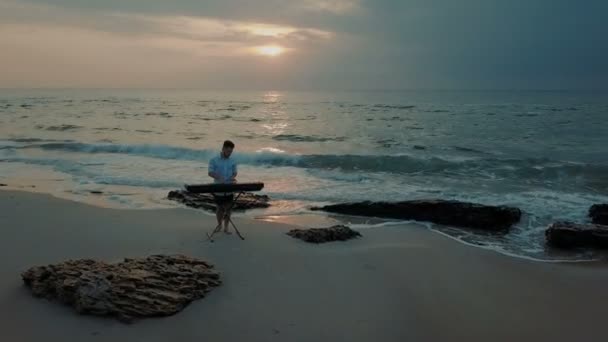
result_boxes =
[32,142,221,161]
[372,104,415,109]
[272,134,347,142]
[93,127,123,131]
[376,139,402,148]
[41,124,83,131]
[135,129,162,134]
[451,146,488,154]
[217,104,251,111]
[16,142,608,185]
[0,138,73,146]
[144,112,172,118]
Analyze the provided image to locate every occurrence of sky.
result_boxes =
[0,0,606,90]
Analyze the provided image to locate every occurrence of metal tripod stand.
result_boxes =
[206,192,245,242]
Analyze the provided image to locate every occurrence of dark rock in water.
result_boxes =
[0,183,7,186]
[89,190,103,194]
[22,255,221,323]
[545,221,608,249]
[167,190,269,211]
[589,204,608,225]
[311,200,521,231]
[287,225,361,243]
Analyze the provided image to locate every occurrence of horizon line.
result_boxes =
[1,87,607,92]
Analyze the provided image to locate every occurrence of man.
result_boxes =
[208,140,238,234]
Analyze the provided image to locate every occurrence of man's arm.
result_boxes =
[208,171,220,180]
[208,159,223,182]
[229,163,238,183]
[208,171,223,182]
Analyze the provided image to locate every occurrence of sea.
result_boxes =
[1,89,607,260]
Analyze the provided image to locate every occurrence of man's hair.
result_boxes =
[223,140,235,149]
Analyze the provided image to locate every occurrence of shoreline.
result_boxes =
[2,190,608,341]
[1,187,604,262]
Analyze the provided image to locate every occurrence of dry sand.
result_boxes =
[1,190,607,342]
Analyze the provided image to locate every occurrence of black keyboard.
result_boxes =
[184,182,264,193]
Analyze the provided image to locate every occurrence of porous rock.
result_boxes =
[22,254,221,323]
[167,190,269,211]
[287,225,361,243]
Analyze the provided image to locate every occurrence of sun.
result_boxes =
[254,45,286,57]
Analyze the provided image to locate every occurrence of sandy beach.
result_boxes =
[1,190,608,342]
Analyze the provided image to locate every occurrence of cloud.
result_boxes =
[1,0,607,89]
[299,0,361,14]
[0,0,334,61]
[6,0,362,26]
[124,14,333,44]
[0,0,338,88]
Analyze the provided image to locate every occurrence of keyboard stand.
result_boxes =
[206,192,245,242]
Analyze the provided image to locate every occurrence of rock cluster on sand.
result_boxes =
[287,225,362,243]
[311,200,521,231]
[589,204,608,225]
[22,255,221,323]
[545,221,608,249]
[167,190,270,211]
